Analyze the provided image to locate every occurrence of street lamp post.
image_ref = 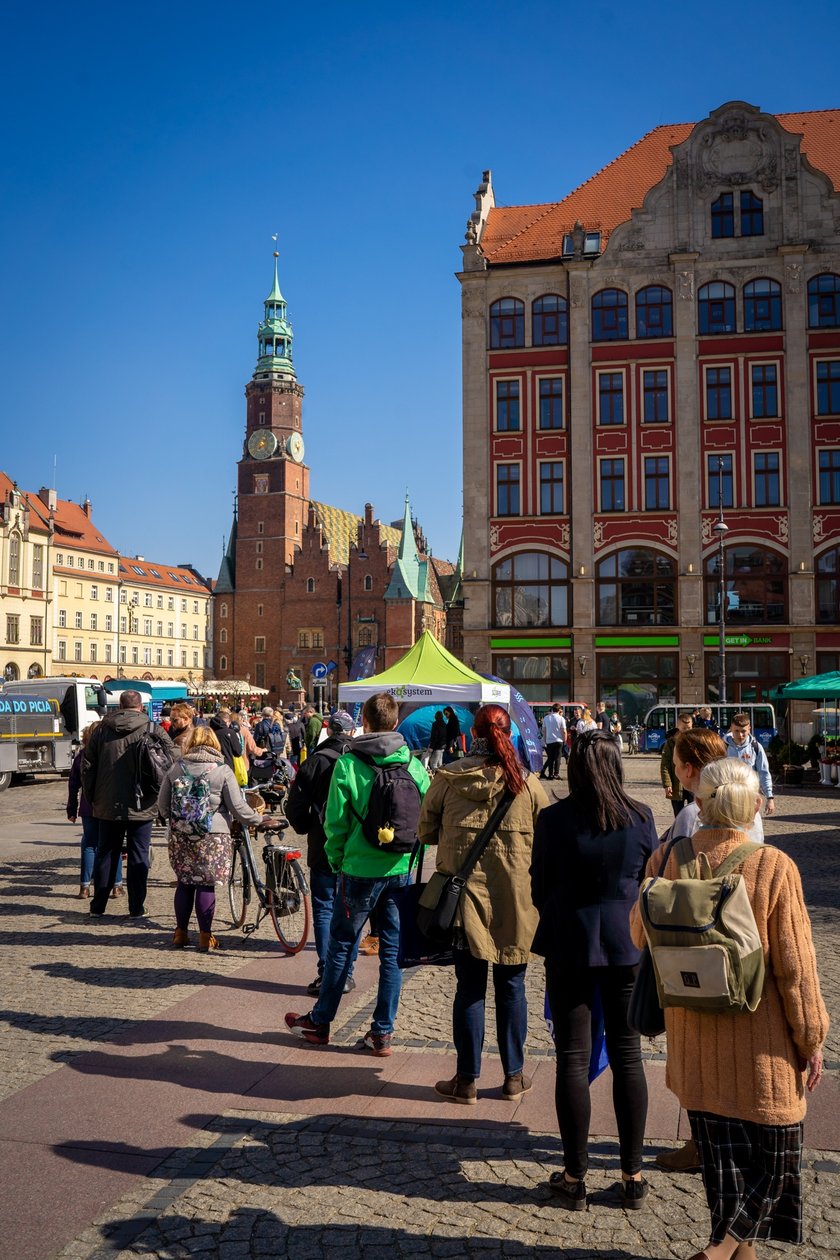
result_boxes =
[712,456,730,705]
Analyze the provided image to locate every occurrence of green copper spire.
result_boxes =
[385,494,431,602]
[256,250,295,377]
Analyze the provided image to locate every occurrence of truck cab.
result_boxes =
[0,677,106,789]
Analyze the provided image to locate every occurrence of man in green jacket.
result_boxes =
[286,692,429,1056]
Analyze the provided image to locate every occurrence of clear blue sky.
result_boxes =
[2,1,837,580]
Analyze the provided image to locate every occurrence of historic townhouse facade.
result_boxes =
[459,101,840,718]
[0,473,212,683]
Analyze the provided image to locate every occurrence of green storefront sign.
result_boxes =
[489,636,572,649]
[703,634,776,648]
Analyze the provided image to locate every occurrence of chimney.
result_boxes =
[39,486,58,512]
[364,503,374,526]
[81,497,92,518]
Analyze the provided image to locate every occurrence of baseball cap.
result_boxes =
[328,710,355,734]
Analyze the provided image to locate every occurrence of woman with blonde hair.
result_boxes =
[168,702,196,755]
[630,758,828,1259]
[418,704,548,1103]
[158,726,263,951]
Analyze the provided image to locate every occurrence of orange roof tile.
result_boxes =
[116,557,212,594]
[481,110,840,265]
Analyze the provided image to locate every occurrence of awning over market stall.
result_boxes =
[778,671,840,699]
[338,632,510,706]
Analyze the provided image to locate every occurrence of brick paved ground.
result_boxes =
[0,758,838,1259]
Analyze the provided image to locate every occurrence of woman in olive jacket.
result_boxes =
[417,703,547,1104]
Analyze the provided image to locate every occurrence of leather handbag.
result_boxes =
[415,790,515,945]
[627,945,665,1038]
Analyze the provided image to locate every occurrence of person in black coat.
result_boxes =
[209,709,242,773]
[283,711,358,997]
[530,729,656,1211]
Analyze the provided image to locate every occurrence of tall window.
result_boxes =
[706,366,732,419]
[705,546,787,624]
[492,552,570,628]
[751,364,778,417]
[708,454,734,509]
[600,459,626,511]
[496,464,520,516]
[32,545,43,589]
[754,453,781,507]
[740,191,764,236]
[489,298,525,348]
[816,545,840,623]
[539,462,564,514]
[306,577,315,593]
[819,450,840,504]
[592,289,628,341]
[743,278,782,331]
[532,294,568,345]
[698,282,736,334]
[816,362,840,415]
[711,192,735,238]
[30,617,43,646]
[597,549,677,626]
[538,378,563,429]
[808,274,840,328]
[8,535,19,586]
[643,370,669,422]
[495,379,520,431]
[644,457,670,510]
[598,372,624,425]
[636,285,673,338]
[6,615,20,644]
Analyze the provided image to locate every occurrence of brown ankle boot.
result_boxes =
[171,929,189,948]
[198,931,219,952]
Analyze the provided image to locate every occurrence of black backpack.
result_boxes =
[349,749,422,854]
[135,721,175,809]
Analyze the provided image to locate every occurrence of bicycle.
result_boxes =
[227,818,311,954]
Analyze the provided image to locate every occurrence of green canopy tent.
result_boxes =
[777,671,840,699]
[337,631,510,707]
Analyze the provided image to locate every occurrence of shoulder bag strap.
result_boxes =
[715,841,762,878]
[454,789,515,884]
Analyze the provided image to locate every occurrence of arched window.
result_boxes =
[635,286,673,338]
[27,663,43,678]
[219,655,227,671]
[489,298,525,348]
[596,548,677,626]
[364,574,373,592]
[591,289,628,341]
[705,545,787,625]
[492,552,570,628]
[816,546,840,623]
[808,274,840,328]
[219,628,227,643]
[219,602,228,619]
[3,662,20,681]
[698,282,736,335]
[532,294,568,346]
[306,577,315,593]
[743,278,782,331]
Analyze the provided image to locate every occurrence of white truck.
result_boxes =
[0,678,106,790]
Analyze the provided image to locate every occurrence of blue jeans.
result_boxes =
[452,947,528,1079]
[309,867,356,981]
[80,817,123,886]
[311,871,411,1035]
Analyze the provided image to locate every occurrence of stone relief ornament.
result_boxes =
[675,155,691,190]
[701,517,714,547]
[677,270,694,301]
[785,147,799,179]
[619,237,646,252]
[592,521,604,550]
[785,262,803,294]
[489,525,500,551]
[813,515,826,543]
[559,522,570,549]
[772,515,789,544]
[698,114,779,192]
[666,519,679,546]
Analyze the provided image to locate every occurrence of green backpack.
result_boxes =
[639,835,765,1015]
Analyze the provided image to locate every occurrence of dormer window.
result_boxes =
[562,234,575,258]
[582,232,601,257]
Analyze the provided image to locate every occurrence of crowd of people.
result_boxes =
[67,688,829,1258]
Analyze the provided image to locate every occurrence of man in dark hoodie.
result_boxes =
[208,707,243,772]
[83,690,174,918]
[285,692,429,1056]
[284,709,358,997]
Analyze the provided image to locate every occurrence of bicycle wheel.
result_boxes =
[267,858,310,954]
[228,846,251,927]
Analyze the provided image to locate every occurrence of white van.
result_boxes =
[0,678,106,789]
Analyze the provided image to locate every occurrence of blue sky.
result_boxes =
[2,1,838,580]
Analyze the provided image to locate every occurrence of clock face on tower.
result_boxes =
[287,432,305,463]
[247,429,278,460]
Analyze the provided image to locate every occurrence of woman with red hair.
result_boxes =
[418,704,548,1104]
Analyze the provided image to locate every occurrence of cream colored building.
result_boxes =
[1,473,212,683]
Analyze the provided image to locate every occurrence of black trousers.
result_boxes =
[91,819,153,916]
[545,963,648,1178]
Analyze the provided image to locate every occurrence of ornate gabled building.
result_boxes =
[459,101,840,717]
[213,256,461,704]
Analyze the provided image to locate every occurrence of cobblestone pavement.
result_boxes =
[1,759,838,1259]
